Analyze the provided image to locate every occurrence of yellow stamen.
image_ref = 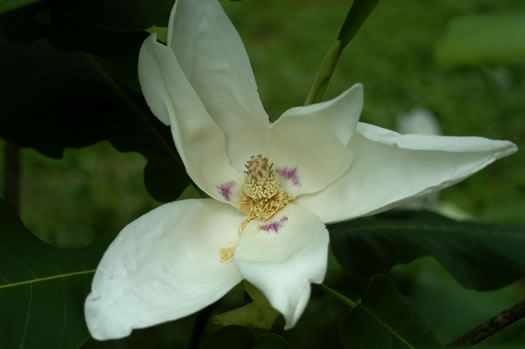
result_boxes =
[219,155,293,263]
[219,247,236,263]
[238,155,293,234]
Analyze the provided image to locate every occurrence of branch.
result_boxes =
[447,299,525,347]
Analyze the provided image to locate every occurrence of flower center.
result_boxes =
[219,155,294,263]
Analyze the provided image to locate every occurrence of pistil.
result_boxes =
[219,155,293,263]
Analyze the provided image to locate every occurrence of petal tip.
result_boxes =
[85,292,132,341]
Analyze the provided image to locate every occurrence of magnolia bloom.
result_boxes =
[84,0,517,340]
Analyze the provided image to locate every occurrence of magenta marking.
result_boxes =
[276,167,300,186]
[260,217,288,233]
[217,180,235,201]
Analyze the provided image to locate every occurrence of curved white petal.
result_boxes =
[234,204,329,329]
[262,85,362,196]
[168,0,268,128]
[297,122,518,223]
[138,34,244,203]
[277,83,363,145]
[85,199,244,340]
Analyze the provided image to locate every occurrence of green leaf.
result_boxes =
[0,199,110,348]
[205,325,255,349]
[46,11,149,91]
[436,14,525,66]
[395,258,523,345]
[0,0,40,16]
[337,0,380,49]
[50,0,174,32]
[329,210,525,290]
[214,282,279,330]
[0,34,190,201]
[0,3,48,43]
[339,276,441,349]
[252,334,289,349]
[305,0,379,105]
[304,40,341,105]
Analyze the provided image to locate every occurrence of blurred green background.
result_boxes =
[1,0,524,347]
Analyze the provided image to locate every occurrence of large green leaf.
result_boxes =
[337,0,380,49]
[0,0,40,15]
[0,3,48,43]
[305,0,380,104]
[49,0,173,32]
[395,258,524,345]
[329,210,525,290]
[205,326,289,349]
[46,11,149,91]
[0,30,190,201]
[0,199,110,348]
[339,276,440,349]
[252,334,289,349]
[214,282,280,330]
[436,14,525,66]
[205,325,255,349]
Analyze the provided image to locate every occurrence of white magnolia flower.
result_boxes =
[84,0,517,340]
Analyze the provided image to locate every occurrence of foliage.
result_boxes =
[339,276,440,349]
[0,199,109,348]
[436,14,525,66]
[0,4,190,203]
[329,210,525,290]
[1,0,525,348]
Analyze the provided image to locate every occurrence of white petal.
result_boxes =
[234,205,329,329]
[85,199,244,340]
[168,0,268,128]
[297,122,518,223]
[138,34,244,203]
[263,85,362,196]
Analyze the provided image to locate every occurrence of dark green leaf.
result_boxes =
[252,334,289,349]
[337,0,380,49]
[0,3,48,43]
[205,325,255,349]
[0,0,40,16]
[305,0,379,104]
[214,281,280,330]
[395,258,523,345]
[46,11,149,91]
[304,40,340,105]
[49,0,174,32]
[144,161,190,202]
[0,34,190,201]
[436,14,525,66]
[329,210,525,290]
[339,276,441,349]
[0,199,110,348]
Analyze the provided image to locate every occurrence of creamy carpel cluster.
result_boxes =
[220,155,294,263]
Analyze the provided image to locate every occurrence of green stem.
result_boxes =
[319,284,358,308]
